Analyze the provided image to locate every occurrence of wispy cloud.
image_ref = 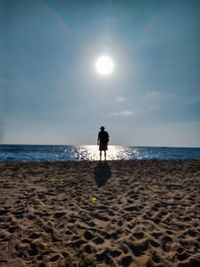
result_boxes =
[145,91,163,99]
[114,96,125,103]
[149,104,161,111]
[109,110,135,117]
[145,91,173,101]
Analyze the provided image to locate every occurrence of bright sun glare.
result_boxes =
[95,55,114,75]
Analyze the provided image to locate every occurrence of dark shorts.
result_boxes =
[99,143,108,151]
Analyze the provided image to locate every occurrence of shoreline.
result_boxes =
[1,158,200,163]
[1,160,200,266]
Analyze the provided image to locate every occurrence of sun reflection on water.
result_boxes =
[76,145,134,160]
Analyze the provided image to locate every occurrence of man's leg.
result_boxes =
[100,151,102,161]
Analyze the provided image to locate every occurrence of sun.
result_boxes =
[95,55,114,75]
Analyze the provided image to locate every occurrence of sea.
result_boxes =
[0,145,200,161]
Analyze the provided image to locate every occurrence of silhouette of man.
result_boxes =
[97,126,109,161]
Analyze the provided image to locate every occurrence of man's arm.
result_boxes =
[107,132,109,143]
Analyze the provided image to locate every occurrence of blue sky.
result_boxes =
[1,0,200,146]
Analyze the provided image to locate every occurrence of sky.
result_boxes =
[1,0,200,147]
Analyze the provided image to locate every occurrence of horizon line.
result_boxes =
[0,144,200,149]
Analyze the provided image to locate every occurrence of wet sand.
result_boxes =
[0,160,200,267]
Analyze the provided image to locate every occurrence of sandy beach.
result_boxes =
[0,160,200,267]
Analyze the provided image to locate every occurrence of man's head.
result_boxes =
[100,126,105,131]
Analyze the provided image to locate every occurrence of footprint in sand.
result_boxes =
[126,239,149,257]
[93,237,104,244]
[121,255,133,267]
[162,235,172,252]
[132,231,144,240]
[83,244,96,254]
[29,232,41,240]
[84,230,94,241]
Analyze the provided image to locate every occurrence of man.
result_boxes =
[97,126,109,161]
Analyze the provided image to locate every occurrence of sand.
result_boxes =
[0,160,200,267]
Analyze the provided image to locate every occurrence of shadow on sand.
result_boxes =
[94,162,112,187]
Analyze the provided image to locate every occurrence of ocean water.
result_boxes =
[0,145,200,161]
